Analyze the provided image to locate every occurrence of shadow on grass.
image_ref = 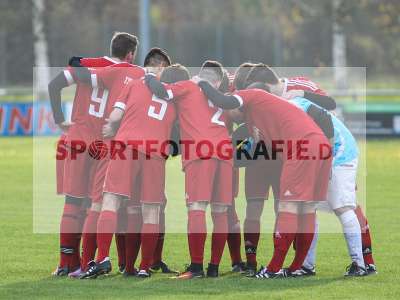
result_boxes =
[0,272,346,300]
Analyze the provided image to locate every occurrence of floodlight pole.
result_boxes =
[139,0,151,66]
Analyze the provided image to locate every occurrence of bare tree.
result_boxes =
[33,0,50,98]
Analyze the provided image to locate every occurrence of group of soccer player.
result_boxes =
[48,31,377,280]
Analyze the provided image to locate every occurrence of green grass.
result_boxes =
[0,137,399,299]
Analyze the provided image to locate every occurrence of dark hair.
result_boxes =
[199,60,224,82]
[233,62,256,90]
[160,64,190,83]
[246,63,280,87]
[219,69,231,93]
[144,47,171,67]
[246,82,271,92]
[110,32,138,60]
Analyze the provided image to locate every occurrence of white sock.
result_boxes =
[339,210,365,268]
[303,218,319,269]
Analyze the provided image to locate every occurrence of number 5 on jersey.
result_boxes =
[148,95,168,120]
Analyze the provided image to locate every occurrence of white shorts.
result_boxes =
[318,159,358,212]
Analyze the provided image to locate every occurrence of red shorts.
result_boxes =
[185,159,233,205]
[60,147,97,199]
[89,156,109,203]
[104,151,166,204]
[280,134,332,202]
[245,159,282,201]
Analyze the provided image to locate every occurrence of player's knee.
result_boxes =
[278,201,299,214]
[187,201,208,212]
[245,199,264,220]
[142,203,161,224]
[334,206,353,217]
[211,203,229,213]
[101,193,121,212]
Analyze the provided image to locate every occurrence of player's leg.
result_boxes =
[115,202,128,273]
[355,205,377,273]
[177,160,216,279]
[287,202,318,274]
[150,201,178,274]
[180,201,208,279]
[207,161,233,277]
[54,195,87,276]
[243,162,271,275]
[124,202,142,276]
[136,155,167,278]
[256,200,300,279]
[137,203,161,277]
[54,148,92,276]
[207,203,229,277]
[79,201,101,273]
[227,200,245,272]
[328,161,366,276]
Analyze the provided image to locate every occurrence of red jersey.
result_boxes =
[164,80,232,166]
[113,79,176,158]
[234,89,326,161]
[89,62,145,119]
[282,76,326,96]
[63,56,116,142]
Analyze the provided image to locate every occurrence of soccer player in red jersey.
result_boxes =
[68,40,147,277]
[145,61,234,279]
[48,32,138,276]
[196,80,332,279]
[80,64,188,279]
[254,64,376,274]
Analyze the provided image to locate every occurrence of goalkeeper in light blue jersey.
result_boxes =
[289,97,366,276]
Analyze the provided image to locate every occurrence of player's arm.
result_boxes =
[144,74,170,99]
[48,70,75,131]
[102,83,131,138]
[197,81,242,109]
[68,57,92,84]
[284,89,336,110]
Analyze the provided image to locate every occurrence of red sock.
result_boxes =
[96,210,117,263]
[125,214,142,273]
[210,212,228,265]
[227,205,242,265]
[115,234,126,267]
[267,212,298,272]
[139,223,160,270]
[81,210,99,269]
[289,213,316,271]
[187,210,207,264]
[243,219,260,266]
[153,209,165,265]
[59,203,82,269]
[355,205,374,265]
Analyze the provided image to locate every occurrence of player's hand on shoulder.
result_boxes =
[283,89,304,99]
[57,121,75,133]
[68,56,83,67]
[191,75,202,84]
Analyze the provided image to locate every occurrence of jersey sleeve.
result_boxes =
[165,81,191,100]
[233,89,260,107]
[113,82,133,111]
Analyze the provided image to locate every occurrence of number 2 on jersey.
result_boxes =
[208,100,225,126]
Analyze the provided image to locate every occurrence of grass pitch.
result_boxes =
[0,137,399,299]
